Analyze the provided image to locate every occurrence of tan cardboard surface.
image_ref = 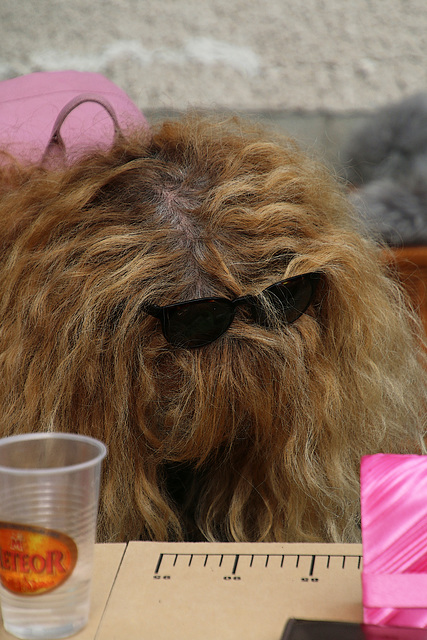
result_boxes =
[98,542,363,640]
[0,542,126,640]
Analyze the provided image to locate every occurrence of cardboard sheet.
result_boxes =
[98,542,363,640]
[73,543,126,640]
[0,542,363,639]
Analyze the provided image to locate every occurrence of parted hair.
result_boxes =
[0,113,425,543]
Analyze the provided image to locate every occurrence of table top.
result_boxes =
[1,542,364,640]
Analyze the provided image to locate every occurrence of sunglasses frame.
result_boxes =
[142,271,321,349]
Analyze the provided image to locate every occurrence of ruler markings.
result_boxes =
[154,553,163,574]
[156,553,362,560]
[154,552,362,573]
[232,555,239,575]
[309,555,315,576]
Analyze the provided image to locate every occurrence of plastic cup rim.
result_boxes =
[0,432,107,475]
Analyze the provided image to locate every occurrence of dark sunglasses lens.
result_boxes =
[252,275,316,325]
[163,300,235,348]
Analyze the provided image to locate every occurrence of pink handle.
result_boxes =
[42,93,122,164]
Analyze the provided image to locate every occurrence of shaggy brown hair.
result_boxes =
[0,114,425,543]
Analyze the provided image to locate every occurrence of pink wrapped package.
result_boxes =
[360,454,427,628]
[0,70,148,165]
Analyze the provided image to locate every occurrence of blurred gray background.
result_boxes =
[1,0,426,167]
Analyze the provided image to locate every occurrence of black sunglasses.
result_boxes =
[142,271,321,349]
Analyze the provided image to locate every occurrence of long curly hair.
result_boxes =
[0,113,425,543]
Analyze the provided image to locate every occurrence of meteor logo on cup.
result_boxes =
[0,522,78,595]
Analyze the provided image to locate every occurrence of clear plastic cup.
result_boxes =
[0,433,107,640]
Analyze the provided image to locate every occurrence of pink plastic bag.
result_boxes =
[0,70,148,165]
[361,454,427,628]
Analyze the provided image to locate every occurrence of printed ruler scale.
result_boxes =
[154,549,362,581]
[97,542,364,640]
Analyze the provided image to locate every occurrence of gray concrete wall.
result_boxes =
[1,0,425,165]
[1,0,426,114]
